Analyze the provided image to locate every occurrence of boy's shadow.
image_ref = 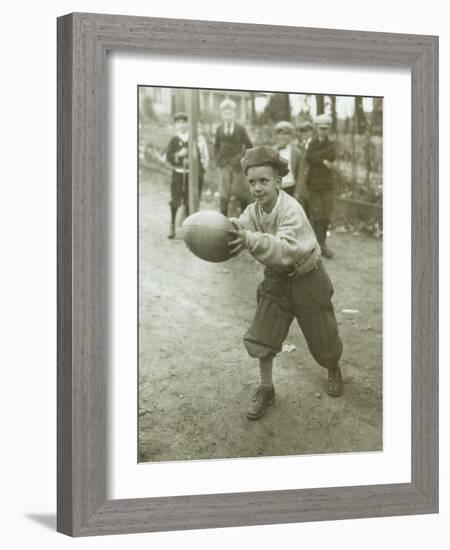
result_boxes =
[25,513,56,531]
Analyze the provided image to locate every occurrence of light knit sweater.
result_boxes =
[233,190,321,275]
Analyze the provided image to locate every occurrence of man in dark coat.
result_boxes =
[306,114,337,258]
[214,98,253,215]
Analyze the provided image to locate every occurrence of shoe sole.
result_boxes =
[327,390,343,397]
[326,385,343,397]
[246,396,275,420]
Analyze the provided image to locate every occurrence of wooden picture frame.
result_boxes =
[57,12,438,536]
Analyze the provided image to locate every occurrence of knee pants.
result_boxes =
[244,261,343,369]
[218,165,251,204]
[170,171,189,211]
[308,188,334,224]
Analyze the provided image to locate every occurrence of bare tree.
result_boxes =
[354,96,367,134]
[330,95,337,132]
[315,94,325,115]
[264,93,291,122]
[372,97,383,136]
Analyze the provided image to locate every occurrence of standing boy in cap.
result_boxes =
[166,112,202,239]
[228,146,343,420]
[274,120,301,198]
[214,99,253,216]
[306,114,337,258]
[166,112,189,239]
[295,120,314,218]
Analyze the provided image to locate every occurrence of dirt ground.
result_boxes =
[138,173,383,463]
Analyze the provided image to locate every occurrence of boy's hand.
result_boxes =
[323,159,333,170]
[228,220,246,257]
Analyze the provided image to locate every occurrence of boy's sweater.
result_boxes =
[234,190,320,275]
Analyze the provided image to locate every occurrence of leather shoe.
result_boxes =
[321,243,334,259]
[246,385,275,420]
[327,366,343,397]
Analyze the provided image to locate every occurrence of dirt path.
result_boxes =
[138,174,382,462]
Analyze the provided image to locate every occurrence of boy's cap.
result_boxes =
[174,111,188,122]
[241,146,289,177]
[219,98,237,111]
[314,114,332,127]
[297,120,313,130]
[274,120,294,133]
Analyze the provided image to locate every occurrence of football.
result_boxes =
[182,210,235,263]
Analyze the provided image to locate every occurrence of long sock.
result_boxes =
[259,356,274,388]
[313,219,324,244]
[220,199,228,216]
[170,206,177,225]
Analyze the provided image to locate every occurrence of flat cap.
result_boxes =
[173,111,188,122]
[219,98,237,111]
[274,120,294,133]
[314,114,332,127]
[297,120,313,130]
[241,146,289,177]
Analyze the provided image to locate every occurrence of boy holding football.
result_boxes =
[229,146,343,420]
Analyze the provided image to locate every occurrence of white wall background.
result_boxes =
[0,0,447,548]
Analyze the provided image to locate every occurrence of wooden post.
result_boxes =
[351,97,357,186]
[250,91,257,124]
[316,94,325,115]
[174,88,185,114]
[186,89,200,214]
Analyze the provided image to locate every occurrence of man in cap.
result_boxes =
[214,98,253,216]
[306,114,337,258]
[227,145,344,420]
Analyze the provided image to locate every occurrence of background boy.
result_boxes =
[295,120,313,218]
[166,112,190,239]
[228,146,343,420]
[214,98,253,216]
[305,114,337,258]
[273,120,301,198]
[166,112,204,238]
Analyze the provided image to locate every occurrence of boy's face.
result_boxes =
[175,119,188,134]
[299,128,312,141]
[246,165,281,212]
[275,130,291,148]
[317,125,330,139]
[221,107,235,123]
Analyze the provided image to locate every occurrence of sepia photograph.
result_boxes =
[138,86,383,463]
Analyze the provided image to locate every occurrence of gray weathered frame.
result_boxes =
[57,12,438,537]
